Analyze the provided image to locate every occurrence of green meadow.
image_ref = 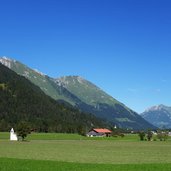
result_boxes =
[0,132,171,170]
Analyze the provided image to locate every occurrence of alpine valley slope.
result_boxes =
[0,63,106,132]
[0,57,155,130]
[141,104,171,129]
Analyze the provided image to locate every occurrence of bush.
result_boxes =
[157,130,168,141]
[138,131,145,141]
[16,121,31,141]
[147,130,153,141]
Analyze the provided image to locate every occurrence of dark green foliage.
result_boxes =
[138,130,154,141]
[157,130,168,141]
[110,127,125,137]
[0,64,107,132]
[78,102,156,130]
[17,121,31,141]
[138,131,145,141]
[147,130,153,141]
[77,125,86,136]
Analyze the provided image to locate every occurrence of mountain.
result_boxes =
[0,63,107,132]
[141,104,171,129]
[55,76,155,130]
[0,56,155,130]
[0,57,78,105]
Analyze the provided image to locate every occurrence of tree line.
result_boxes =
[138,130,169,141]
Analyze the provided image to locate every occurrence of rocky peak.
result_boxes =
[0,56,16,69]
[145,104,166,112]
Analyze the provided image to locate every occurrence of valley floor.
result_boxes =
[0,133,171,170]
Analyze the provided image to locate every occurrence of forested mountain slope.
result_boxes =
[0,63,106,132]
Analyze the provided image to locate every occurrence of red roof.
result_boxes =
[93,128,112,133]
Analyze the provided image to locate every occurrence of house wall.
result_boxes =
[87,130,106,137]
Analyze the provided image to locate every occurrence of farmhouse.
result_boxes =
[87,128,112,137]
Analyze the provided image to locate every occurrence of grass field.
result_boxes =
[0,132,171,170]
[0,132,138,141]
[1,158,171,171]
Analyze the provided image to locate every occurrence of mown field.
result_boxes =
[0,132,171,170]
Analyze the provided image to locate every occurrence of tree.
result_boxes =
[111,127,125,138]
[77,125,86,136]
[138,131,145,141]
[147,130,153,141]
[157,130,168,141]
[16,121,31,141]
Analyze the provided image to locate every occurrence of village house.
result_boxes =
[87,128,112,137]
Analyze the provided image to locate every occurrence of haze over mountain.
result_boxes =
[0,63,106,132]
[0,56,155,130]
[141,104,171,129]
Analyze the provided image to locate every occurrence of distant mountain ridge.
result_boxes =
[0,56,155,130]
[141,104,171,129]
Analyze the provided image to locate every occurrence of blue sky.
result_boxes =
[0,0,171,113]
